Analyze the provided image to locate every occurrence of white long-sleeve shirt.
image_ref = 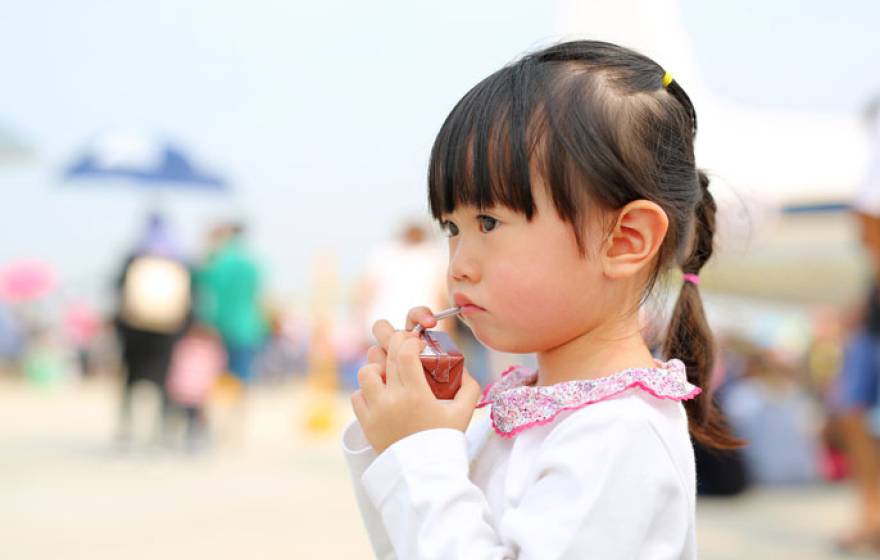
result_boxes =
[342,359,699,559]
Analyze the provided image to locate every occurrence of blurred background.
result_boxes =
[2,0,880,558]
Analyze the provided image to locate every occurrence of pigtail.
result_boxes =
[663,171,743,449]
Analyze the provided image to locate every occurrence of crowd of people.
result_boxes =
[112,215,269,451]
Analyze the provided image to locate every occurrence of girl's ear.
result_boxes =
[601,200,669,280]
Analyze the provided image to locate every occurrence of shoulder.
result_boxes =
[537,391,690,462]
[550,390,677,430]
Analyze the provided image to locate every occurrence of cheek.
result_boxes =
[481,247,603,351]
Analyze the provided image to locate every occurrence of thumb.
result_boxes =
[452,369,481,413]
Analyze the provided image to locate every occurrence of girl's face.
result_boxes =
[441,186,616,353]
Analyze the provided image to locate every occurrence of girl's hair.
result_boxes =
[427,40,741,449]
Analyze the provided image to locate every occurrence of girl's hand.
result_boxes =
[351,316,481,455]
[404,305,438,332]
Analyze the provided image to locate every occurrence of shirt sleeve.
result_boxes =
[361,407,690,560]
[342,421,398,560]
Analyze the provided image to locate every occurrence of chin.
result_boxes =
[471,327,540,354]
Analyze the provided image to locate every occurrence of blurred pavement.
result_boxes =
[0,377,861,559]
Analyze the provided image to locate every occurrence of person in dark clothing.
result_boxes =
[833,98,880,553]
[833,283,880,552]
[114,214,192,444]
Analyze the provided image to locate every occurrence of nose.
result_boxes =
[448,238,480,284]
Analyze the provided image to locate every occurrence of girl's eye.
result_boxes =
[477,215,499,233]
[440,220,459,237]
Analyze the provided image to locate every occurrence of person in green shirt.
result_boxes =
[196,223,267,384]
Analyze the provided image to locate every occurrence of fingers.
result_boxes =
[405,306,437,332]
[357,363,385,401]
[372,319,395,351]
[385,330,416,388]
[370,325,424,389]
[351,390,369,423]
[395,336,430,392]
[366,345,386,367]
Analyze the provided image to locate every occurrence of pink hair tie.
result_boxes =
[682,273,700,286]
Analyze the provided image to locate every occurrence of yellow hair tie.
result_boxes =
[662,71,673,88]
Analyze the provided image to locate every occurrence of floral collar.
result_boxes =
[476,359,701,438]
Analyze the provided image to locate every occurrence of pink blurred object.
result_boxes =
[167,331,227,406]
[0,260,57,302]
[64,301,101,345]
[820,444,849,482]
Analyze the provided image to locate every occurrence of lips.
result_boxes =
[452,293,485,315]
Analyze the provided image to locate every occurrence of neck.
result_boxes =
[535,311,656,386]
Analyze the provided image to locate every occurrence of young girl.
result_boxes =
[342,40,740,559]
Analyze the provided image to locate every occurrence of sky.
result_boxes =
[1,0,878,310]
[683,0,880,114]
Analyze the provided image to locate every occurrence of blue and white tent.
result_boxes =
[64,130,226,190]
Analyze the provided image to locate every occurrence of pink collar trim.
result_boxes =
[476,359,701,438]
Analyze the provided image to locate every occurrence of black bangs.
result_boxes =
[428,62,543,221]
[425,55,644,236]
